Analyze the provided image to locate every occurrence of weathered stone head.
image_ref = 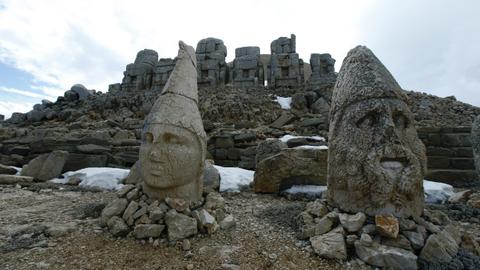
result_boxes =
[327,46,427,218]
[139,41,206,202]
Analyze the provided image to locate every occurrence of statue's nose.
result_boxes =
[381,120,401,144]
[150,150,162,162]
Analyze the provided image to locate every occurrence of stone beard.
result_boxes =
[139,123,204,201]
[328,98,427,218]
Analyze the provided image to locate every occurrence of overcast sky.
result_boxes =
[0,0,479,118]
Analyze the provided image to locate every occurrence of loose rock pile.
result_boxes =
[100,184,235,244]
[298,199,479,270]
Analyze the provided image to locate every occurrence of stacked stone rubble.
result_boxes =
[100,184,235,242]
[152,58,176,91]
[268,34,304,88]
[309,53,337,100]
[196,38,228,87]
[231,47,264,87]
[121,49,159,91]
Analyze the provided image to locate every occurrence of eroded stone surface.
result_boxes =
[139,41,206,202]
[327,46,427,218]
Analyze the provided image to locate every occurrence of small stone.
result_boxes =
[219,215,236,230]
[149,208,165,223]
[403,231,425,250]
[165,209,198,241]
[126,188,140,201]
[165,197,189,212]
[310,227,347,260]
[107,216,129,237]
[214,208,226,222]
[314,215,334,235]
[375,215,399,238]
[420,228,459,263]
[186,264,194,270]
[204,192,225,210]
[461,232,480,256]
[221,264,240,270]
[117,184,135,198]
[122,201,139,225]
[182,239,191,251]
[193,209,218,234]
[339,212,366,233]
[360,233,373,246]
[133,224,165,239]
[399,218,416,231]
[381,234,412,250]
[132,206,148,220]
[306,199,329,217]
[100,198,128,225]
[65,176,82,185]
[0,164,17,175]
[153,239,160,247]
[355,241,417,270]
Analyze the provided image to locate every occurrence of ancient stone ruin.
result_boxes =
[121,49,159,91]
[139,41,206,202]
[195,37,228,87]
[268,34,304,88]
[152,58,176,91]
[309,53,337,100]
[231,46,264,87]
[327,45,427,218]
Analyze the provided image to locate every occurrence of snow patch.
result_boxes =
[293,145,328,150]
[424,180,454,204]
[215,165,255,193]
[283,185,327,196]
[51,167,129,191]
[275,96,292,110]
[279,134,326,143]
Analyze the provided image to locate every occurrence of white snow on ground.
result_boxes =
[294,145,328,150]
[424,179,455,204]
[11,166,22,175]
[278,134,326,143]
[51,167,129,191]
[215,165,255,193]
[283,185,327,196]
[275,96,292,110]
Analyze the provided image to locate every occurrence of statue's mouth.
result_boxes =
[150,169,163,176]
[380,157,409,170]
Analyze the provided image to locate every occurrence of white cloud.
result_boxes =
[0,100,34,118]
[0,0,478,109]
[0,86,46,99]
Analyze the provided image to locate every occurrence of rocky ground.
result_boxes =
[0,183,367,270]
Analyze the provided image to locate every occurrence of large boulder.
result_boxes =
[355,239,417,270]
[21,150,69,181]
[70,84,92,100]
[310,227,347,260]
[165,209,198,241]
[203,160,220,194]
[254,147,327,193]
[254,139,287,166]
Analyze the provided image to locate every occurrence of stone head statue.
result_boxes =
[327,46,427,218]
[139,41,206,202]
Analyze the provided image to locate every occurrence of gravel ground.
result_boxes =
[0,184,364,270]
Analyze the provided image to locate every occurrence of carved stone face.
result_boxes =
[139,124,203,189]
[328,98,426,217]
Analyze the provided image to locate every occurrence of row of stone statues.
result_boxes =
[116,34,337,92]
[139,40,425,221]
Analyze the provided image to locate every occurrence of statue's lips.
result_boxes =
[150,169,163,176]
[380,157,409,170]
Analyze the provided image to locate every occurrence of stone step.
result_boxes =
[427,156,475,170]
[426,146,473,158]
[425,169,478,187]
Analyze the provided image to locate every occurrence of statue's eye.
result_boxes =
[393,113,409,129]
[356,112,379,128]
[144,132,154,143]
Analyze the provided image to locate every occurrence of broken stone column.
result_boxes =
[152,58,176,91]
[139,41,206,202]
[309,53,337,100]
[327,46,427,218]
[121,49,159,91]
[196,38,228,87]
[231,46,264,87]
[268,34,304,88]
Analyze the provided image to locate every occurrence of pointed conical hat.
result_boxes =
[145,41,206,142]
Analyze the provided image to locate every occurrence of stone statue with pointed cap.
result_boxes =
[327,46,427,218]
[139,41,206,202]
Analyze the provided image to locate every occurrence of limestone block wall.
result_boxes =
[418,126,478,187]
